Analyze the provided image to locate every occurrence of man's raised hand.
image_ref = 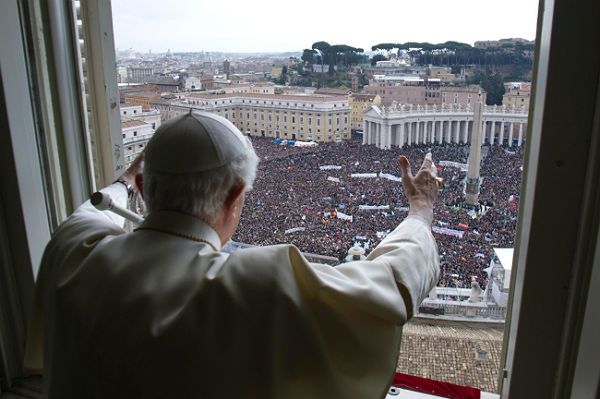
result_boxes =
[398,152,439,225]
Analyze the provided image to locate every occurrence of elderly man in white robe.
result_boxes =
[25,111,440,399]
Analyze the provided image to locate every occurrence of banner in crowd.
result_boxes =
[432,226,465,238]
[285,227,306,234]
[359,205,390,210]
[294,141,318,147]
[351,173,378,178]
[319,165,342,170]
[327,176,340,183]
[379,172,402,182]
[336,211,353,222]
[439,161,468,171]
[398,206,409,212]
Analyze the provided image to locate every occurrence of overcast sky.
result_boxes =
[111,0,540,53]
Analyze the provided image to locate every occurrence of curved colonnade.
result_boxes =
[362,104,528,148]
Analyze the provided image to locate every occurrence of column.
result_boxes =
[490,121,496,145]
[453,120,459,143]
[445,121,451,143]
[362,120,367,144]
[499,121,505,146]
[509,122,515,147]
[416,122,421,145]
[482,121,486,143]
[399,123,405,147]
[432,120,437,144]
[386,124,392,150]
[462,120,468,144]
[426,121,431,143]
[518,122,524,146]
[407,123,412,146]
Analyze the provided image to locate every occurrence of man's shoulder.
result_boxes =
[223,243,306,284]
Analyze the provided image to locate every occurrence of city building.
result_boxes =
[502,82,531,109]
[201,75,215,90]
[119,105,161,130]
[121,119,153,165]
[441,85,484,105]
[184,76,202,91]
[427,66,460,82]
[163,92,351,142]
[122,90,161,110]
[215,82,275,95]
[348,93,381,132]
[119,105,161,166]
[365,76,485,106]
[126,66,154,83]
[223,59,230,79]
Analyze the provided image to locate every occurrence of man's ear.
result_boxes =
[135,174,144,199]
[224,180,246,212]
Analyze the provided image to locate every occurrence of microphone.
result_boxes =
[90,191,144,225]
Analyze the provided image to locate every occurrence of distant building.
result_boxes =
[223,60,231,79]
[121,119,153,165]
[441,85,485,106]
[163,92,350,143]
[126,67,153,83]
[474,38,534,49]
[348,93,381,132]
[427,66,459,82]
[119,105,161,130]
[365,75,485,106]
[215,82,275,95]
[144,77,182,93]
[122,91,161,110]
[119,104,161,166]
[201,75,215,90]
[503,82,531,109]
[184,76,202,91]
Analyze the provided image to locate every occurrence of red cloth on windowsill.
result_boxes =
[392,372,481,399]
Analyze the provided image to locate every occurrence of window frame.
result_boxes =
[1,0,599,396]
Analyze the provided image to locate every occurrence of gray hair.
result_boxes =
[143,138,259,224]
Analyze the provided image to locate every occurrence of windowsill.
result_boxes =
[0,376,42,399]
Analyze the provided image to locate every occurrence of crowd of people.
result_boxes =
[233,136,524,289]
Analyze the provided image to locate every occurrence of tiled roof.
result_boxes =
[397,320,503,393]
[121,119,148,128]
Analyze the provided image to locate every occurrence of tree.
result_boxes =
[371,54,387,66]
[301,49,316,65]
[467,70,505,105]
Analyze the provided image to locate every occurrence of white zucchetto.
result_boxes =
[145,111,249,174]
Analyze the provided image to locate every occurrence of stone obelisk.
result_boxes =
[465,91,483,205]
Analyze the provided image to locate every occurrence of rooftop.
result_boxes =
[397,319,503,393]
[186,92,348,103]
[121,119,149,128]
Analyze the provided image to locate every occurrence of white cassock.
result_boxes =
[25,183,439,399]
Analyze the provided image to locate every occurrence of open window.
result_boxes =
[1,0,599,397]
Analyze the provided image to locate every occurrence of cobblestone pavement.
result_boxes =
[397,321,504,393]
